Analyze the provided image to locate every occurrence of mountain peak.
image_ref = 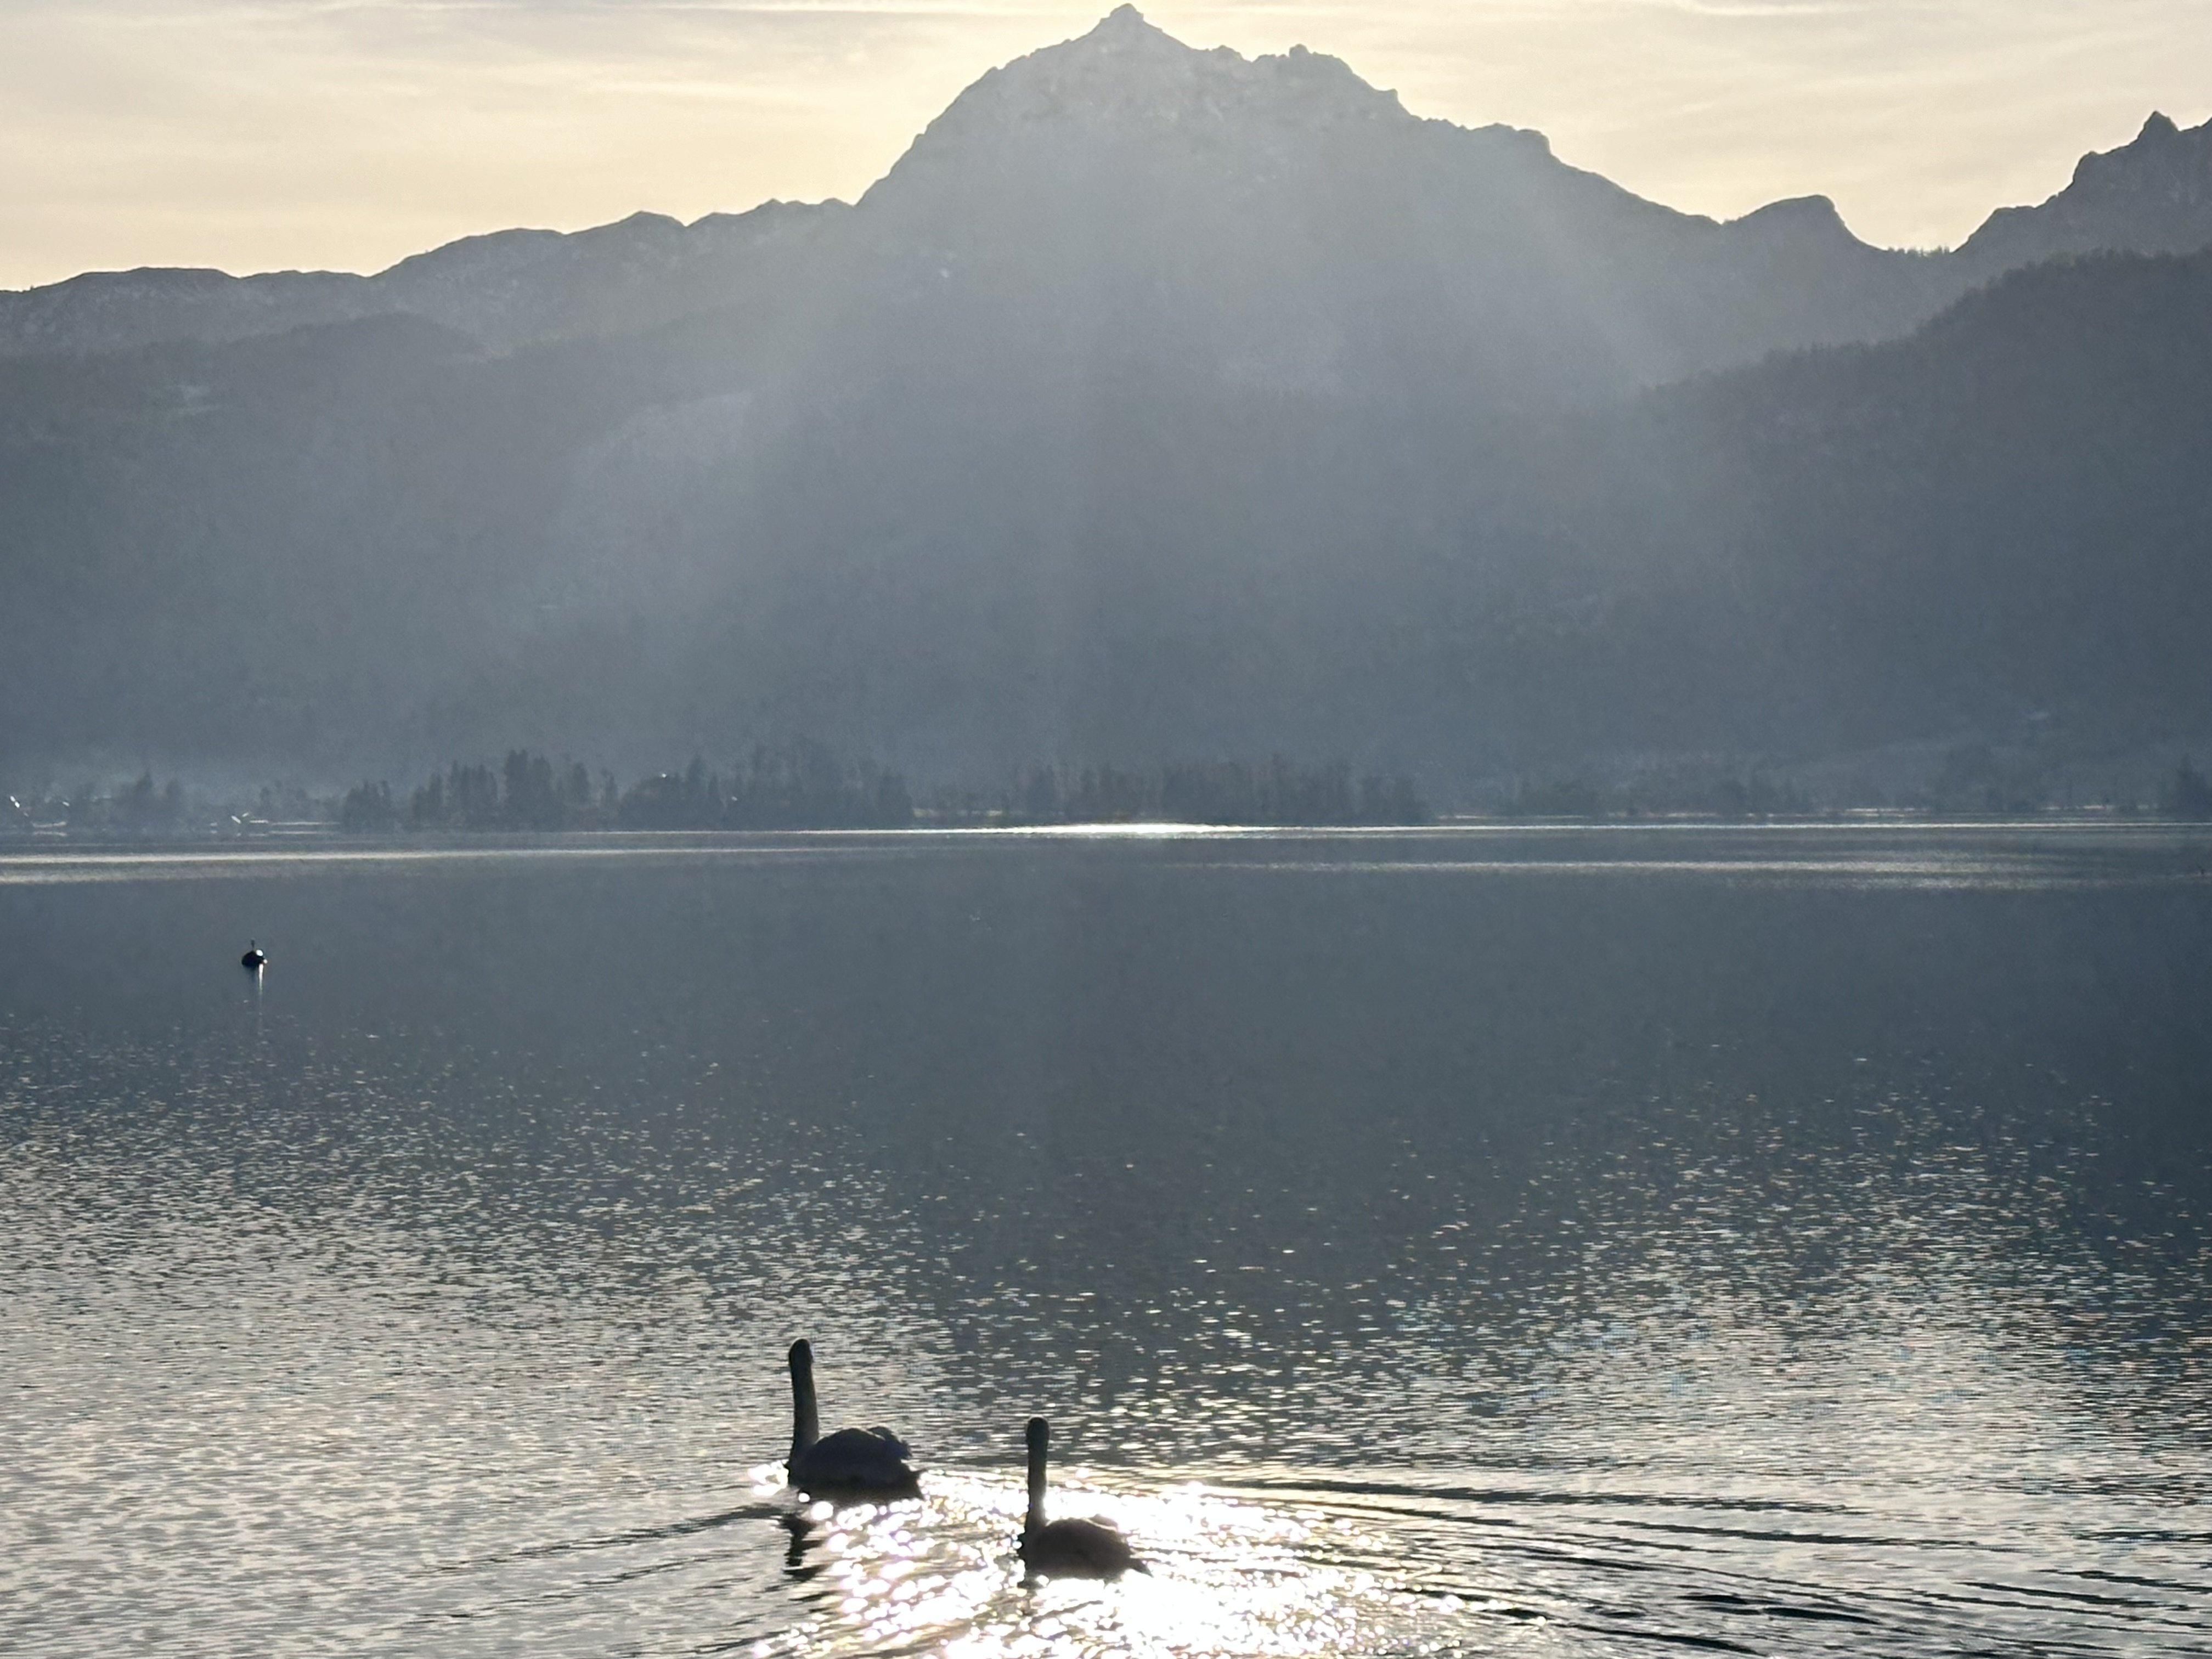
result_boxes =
[1730,194,1849,234]
[879,10,1403,163]
[1959,110,2212,266]
[1051,4,1182,59]
[2070,108,2208,186]
[1090,4,1161,38]
[859,8,1410,217]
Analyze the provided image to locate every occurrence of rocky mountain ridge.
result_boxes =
[4,10,2205,376]
[1960,111,2212,273]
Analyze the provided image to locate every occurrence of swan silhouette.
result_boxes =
[1018,1416,1143,1578]
[783,1339,918,1498]
[240,941,267,971]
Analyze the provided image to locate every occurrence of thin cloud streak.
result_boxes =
[2,0,2207,286]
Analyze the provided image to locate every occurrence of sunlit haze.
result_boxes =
[4,0,2208,289]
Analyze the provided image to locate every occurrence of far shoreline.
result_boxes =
[9,812,2212,858]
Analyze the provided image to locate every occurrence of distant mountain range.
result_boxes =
[8,9,2206,381]
[0,201,843,359]
[3,7,2210,793]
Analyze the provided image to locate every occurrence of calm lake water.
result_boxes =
[3,826,2209,1657]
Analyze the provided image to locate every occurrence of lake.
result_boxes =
[3,825,2208,1657]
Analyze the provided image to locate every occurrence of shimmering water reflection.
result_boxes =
[2,827,2208,1656]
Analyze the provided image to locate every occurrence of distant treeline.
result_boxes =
[5,775,323,836]
[344,743,913,832]
[1505,769,1812,820]
[1502,754,2212,821]
[986,759,1427,826]
[9,770,190,833]
[22,752,2212,840]
[335,749,1429,832]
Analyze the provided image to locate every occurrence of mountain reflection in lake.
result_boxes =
[2,827,2208,1658]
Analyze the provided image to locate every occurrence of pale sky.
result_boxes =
[3,0,2208,290]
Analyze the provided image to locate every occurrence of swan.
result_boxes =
[783,1339,918,1497]
[1018,1416,1143,1578]
[240,941,267,971]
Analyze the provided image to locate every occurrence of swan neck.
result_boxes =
[789,1355,820,1462]
[1025,1432,1047,1532]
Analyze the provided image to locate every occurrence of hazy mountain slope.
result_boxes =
[1457,249,2212,761]
[826,7,1951,409]
[8,245,2205,784]
[0,312,737,765]
[493,243,2212,777]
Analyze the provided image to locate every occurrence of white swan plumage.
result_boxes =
[1017,1415,1143,1578]
[784,1338,918,1497]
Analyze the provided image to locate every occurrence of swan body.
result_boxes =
[1018,1416,1143,1578]
[240,941,267,971]
[785,1339,918,1497]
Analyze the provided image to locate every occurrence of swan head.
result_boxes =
[1026,1416,1049,1455]
[788,1339,814,1377]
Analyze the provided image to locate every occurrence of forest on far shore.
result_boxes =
[19,746,2212,840]
[346,749,1428,831]
[0,746,1427,836]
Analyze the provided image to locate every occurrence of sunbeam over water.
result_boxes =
[2,827,2208,1657]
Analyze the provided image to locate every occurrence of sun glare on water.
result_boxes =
[737,1469,1413,1657]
